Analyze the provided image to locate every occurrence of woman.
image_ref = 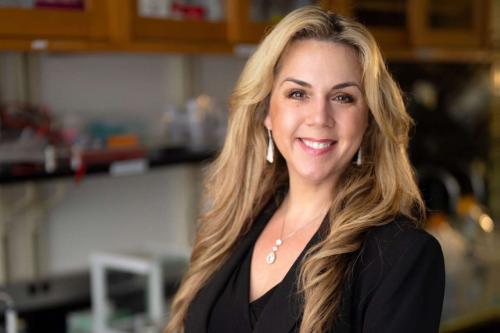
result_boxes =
[165,6,445,333]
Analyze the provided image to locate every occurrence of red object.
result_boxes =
[184,5,205,20]
[0,103,63,144]
[170,1,205,20]
[74,162,86,183]
[35,0,84,10]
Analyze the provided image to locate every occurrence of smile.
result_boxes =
[301,139,333,149]
[298,138,336,155]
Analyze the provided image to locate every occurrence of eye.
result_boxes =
[287,89,306,100]
[333,93,354,104]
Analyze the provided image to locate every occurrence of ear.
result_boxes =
[264,113,272,130]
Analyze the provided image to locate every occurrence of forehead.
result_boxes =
[275,39,362,84]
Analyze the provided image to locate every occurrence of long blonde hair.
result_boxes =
[164,6,424,333]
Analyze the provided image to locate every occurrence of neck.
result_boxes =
[281,174,336,230]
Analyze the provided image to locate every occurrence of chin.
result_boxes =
[295,169,335,186]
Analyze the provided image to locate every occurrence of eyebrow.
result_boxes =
[280,77,362,92]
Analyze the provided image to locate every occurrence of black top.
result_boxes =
[208,212,328,332]
[247,246,279,328]
[207,218,324,332]
[207,242,276,332]
[185,194,445,333]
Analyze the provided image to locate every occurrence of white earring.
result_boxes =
[356,148,362,166]
[266,128,274,163]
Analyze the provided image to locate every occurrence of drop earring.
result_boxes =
[266,128,274,163]
[356,148,362,166]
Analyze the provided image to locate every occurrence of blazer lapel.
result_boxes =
[185,197,280,333]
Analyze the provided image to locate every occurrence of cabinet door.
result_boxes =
[409,0,489,48]
[112,0,227,51]
[227,0,332,44]
[344,0,410,48]
[0,0,109,41]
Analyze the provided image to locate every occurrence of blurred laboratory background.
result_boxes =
[0,0,499,332]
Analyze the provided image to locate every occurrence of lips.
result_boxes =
[298,137,336,155]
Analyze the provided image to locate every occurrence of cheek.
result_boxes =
[268,98,297,132]
[338,109,369,140]
[271,113,300,142]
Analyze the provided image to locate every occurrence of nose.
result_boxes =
[305,97,334,127]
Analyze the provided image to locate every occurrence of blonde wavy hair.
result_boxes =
[164,6,424,333]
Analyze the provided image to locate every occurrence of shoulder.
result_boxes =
[349,215,444,306]
[356,216,441,270]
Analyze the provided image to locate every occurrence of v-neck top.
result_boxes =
[207,209,329,333]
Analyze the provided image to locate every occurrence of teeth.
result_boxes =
[302,139,332,149]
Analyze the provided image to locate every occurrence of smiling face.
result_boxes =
[265,39,369,187]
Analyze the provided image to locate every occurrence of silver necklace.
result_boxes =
[265,205,327,265]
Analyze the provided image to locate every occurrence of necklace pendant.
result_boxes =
[266,251,276,264]
[266,238,282,264]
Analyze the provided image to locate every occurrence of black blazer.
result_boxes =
[184,197,445,333]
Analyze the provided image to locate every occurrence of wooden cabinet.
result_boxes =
[341,0,410,48]
[341,0,489,50]
[0,0,232,53]
[225,0,491,53]
[0,0,494,56]
[107,0,230,53]
[227,0,333,44]
[408,0,489,48]
[0,0,110,50]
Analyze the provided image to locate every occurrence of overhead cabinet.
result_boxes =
[0,0,493,55]
[341,0,410,48]
[339,0,489,50]
[226,0,336,43]
[226,0,358,44]
[408,0,489,48]
[0,0,110,49]
[107,0,229,53]
[226,0,490,51]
